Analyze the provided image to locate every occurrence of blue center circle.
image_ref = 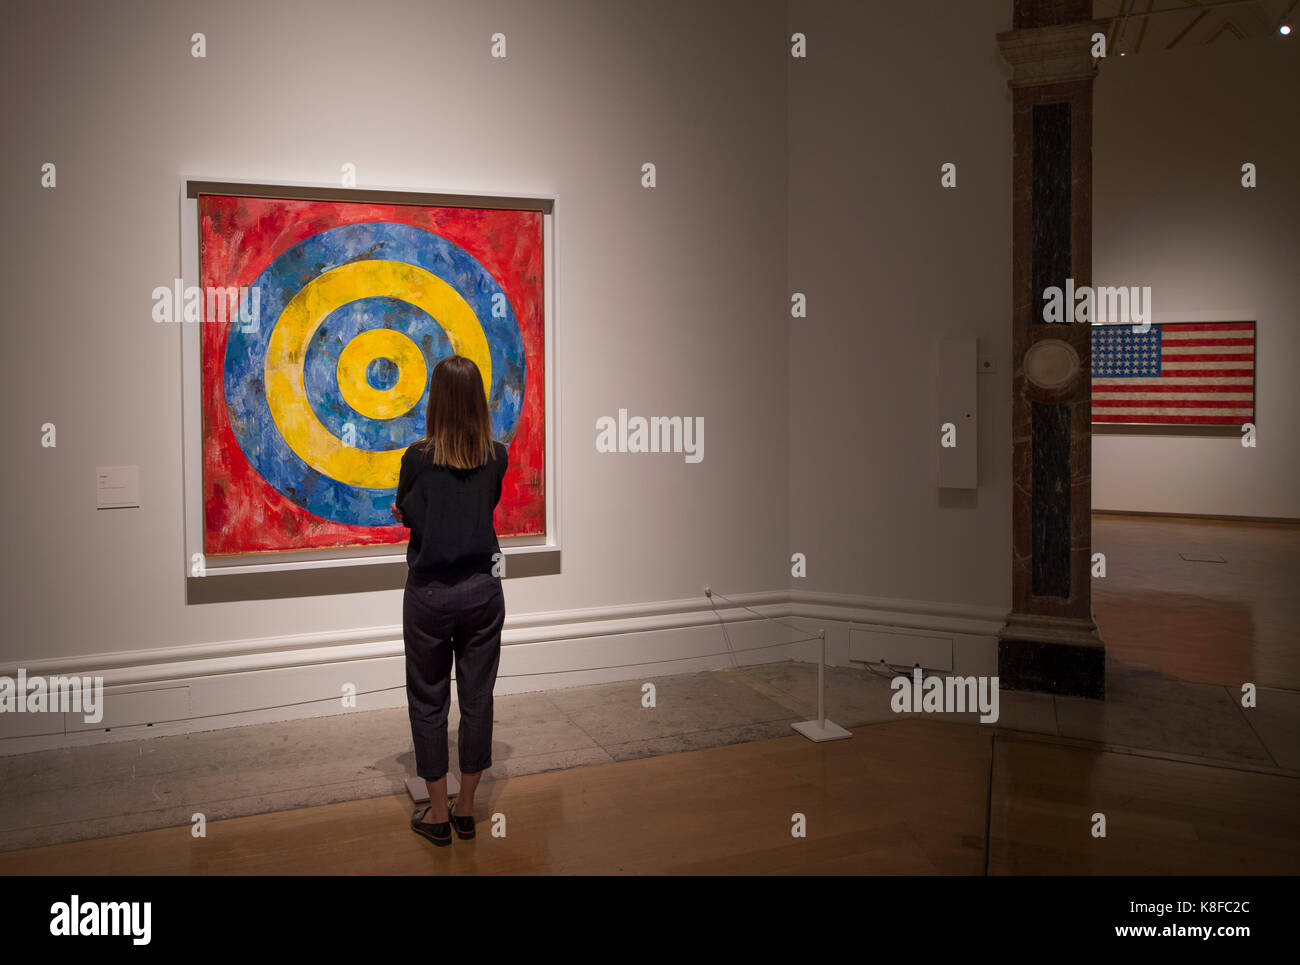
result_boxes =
[366,357,400,391]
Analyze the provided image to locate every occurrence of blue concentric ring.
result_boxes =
[224,221,525,527]
[302,296,450,451]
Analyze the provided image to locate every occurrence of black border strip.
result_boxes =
[185,179,553,213]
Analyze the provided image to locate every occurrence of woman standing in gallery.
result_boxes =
[392,354,509,847]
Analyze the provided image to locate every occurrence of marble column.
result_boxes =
[996,0,1108,699]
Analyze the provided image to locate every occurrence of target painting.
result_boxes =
[198,190,546,556]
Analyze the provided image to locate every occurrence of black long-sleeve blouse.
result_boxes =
[396,441,509,581]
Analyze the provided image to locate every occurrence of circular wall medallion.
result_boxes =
[1023,338,1080,390]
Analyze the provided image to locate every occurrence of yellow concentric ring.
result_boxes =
[336,329,428,421]
[264,260,492,490]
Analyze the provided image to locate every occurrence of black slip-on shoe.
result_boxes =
[448,797,476,840]
[411,806,452,847]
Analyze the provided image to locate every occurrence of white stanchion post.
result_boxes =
[793,628,851,742]
[818,629,826,728]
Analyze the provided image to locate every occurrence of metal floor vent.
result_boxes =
[1178,552,1227,563]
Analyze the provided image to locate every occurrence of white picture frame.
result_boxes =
[178,176,561,581]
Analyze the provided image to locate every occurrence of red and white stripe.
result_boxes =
[1093,322,1255,425]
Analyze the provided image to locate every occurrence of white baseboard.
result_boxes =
[0,588,1007,755]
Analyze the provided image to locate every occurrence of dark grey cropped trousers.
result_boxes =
[402,569,505,781]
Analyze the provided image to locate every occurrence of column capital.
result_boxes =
[997,19,1109,88]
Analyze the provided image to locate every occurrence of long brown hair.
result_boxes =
[414,355,495,469]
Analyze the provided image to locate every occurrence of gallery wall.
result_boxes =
[0,0,791,670]
[1092,38,1299,519]
[786,0,1014,612]
[8,0,1288,747]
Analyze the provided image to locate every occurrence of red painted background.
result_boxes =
[200,195,545,556]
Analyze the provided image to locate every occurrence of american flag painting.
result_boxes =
[1091,322,1256,426]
